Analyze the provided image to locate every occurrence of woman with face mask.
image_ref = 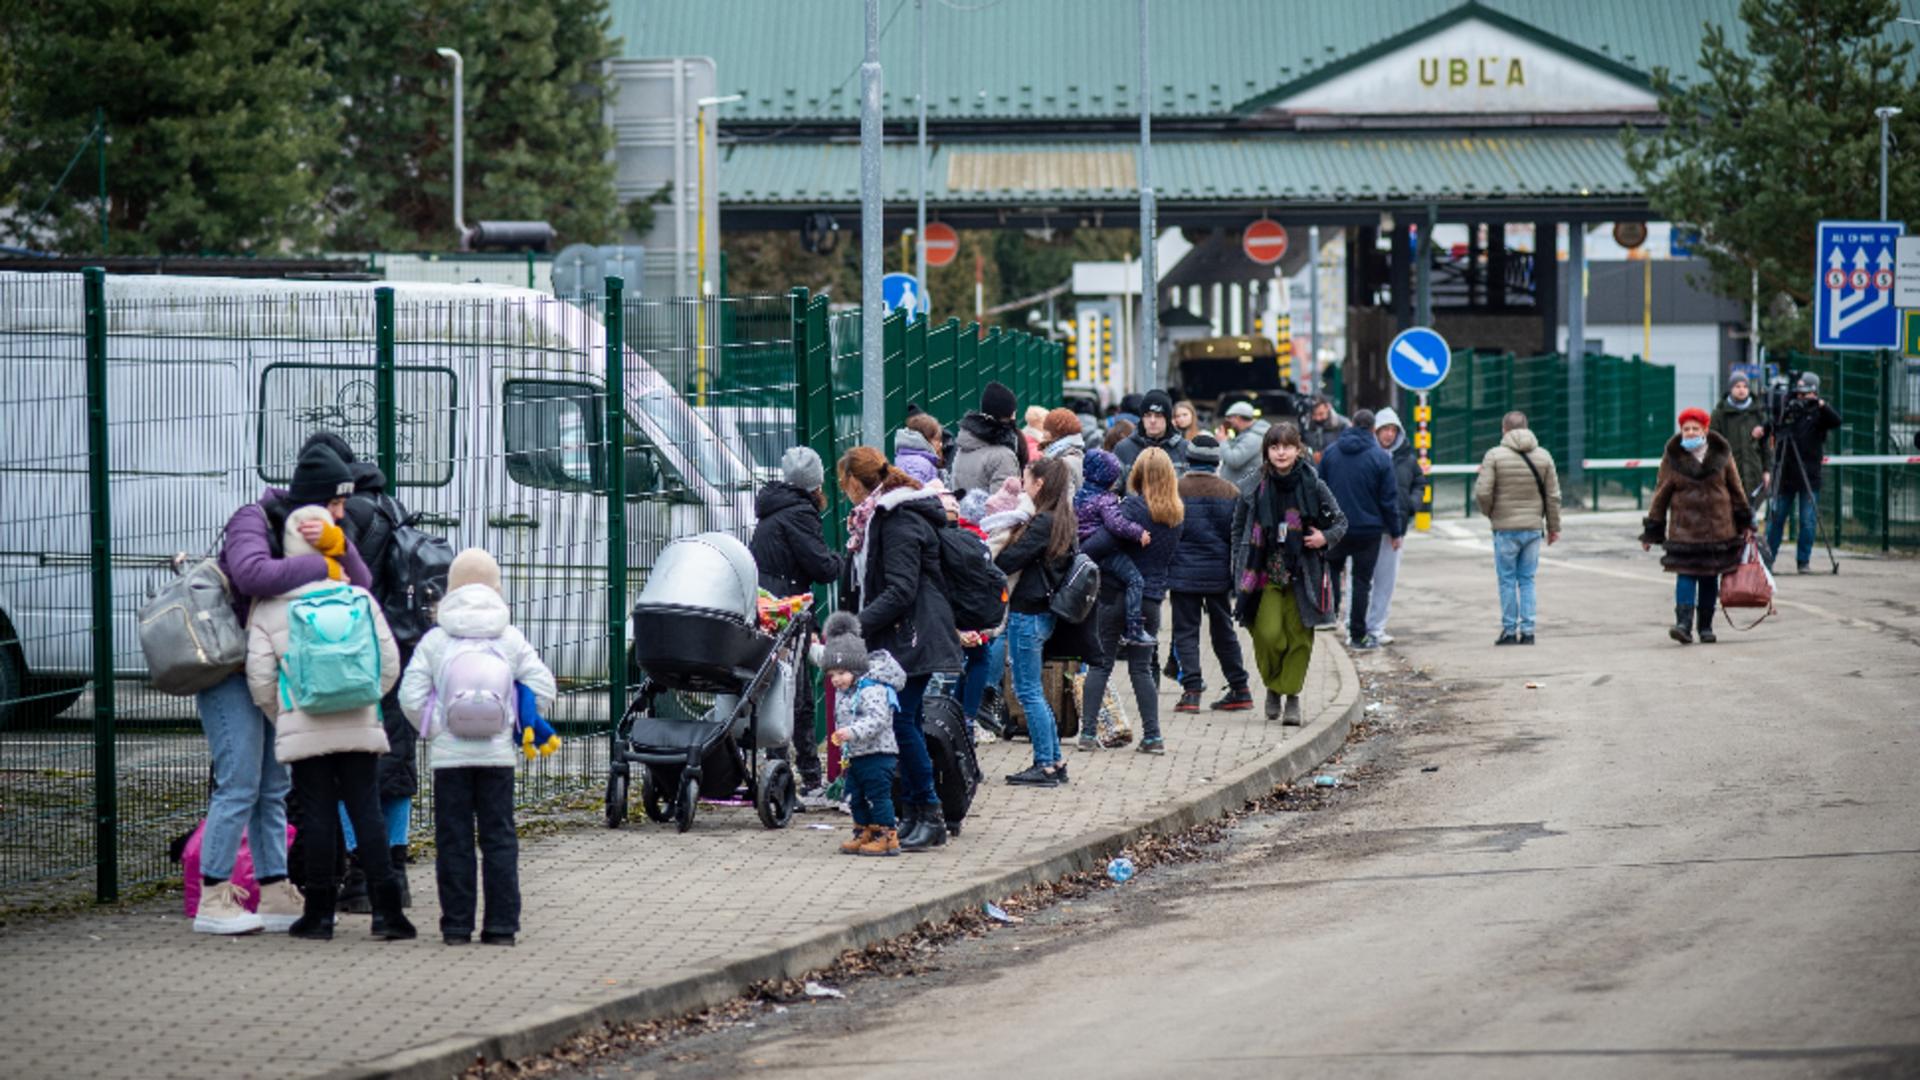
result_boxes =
[1639,408,1753,643]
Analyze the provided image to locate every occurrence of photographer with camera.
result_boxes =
[1761,373,1841,575]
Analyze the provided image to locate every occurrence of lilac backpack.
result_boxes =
[424,640,516,740]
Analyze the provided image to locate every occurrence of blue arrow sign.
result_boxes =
[1387,326,1451,392]
[881,272,927,324]
[1814,220,1904,351]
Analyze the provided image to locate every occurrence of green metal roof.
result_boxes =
[614,0,1760,123]
[719,131,1641,206]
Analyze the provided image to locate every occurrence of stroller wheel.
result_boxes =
[756,759,797,830]
[640,767,676,824]
[604,769,630,829]
[674,775,700,833]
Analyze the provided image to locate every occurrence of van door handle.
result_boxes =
[487,513,540,530]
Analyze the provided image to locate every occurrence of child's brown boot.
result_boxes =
[856,827,900,857]
[840,825,874,855]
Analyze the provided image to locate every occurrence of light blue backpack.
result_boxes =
[278,585,383,715]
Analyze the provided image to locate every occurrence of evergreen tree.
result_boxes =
[1624,0,1918,351]
[0,0,336,253]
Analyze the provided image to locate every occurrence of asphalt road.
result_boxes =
[555,511,1920,1080]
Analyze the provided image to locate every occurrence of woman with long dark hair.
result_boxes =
[1230,422,1347,726]
[991,456,1079,786]
[836,447,963,849]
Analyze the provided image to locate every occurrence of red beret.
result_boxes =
[1678,407,1711,429]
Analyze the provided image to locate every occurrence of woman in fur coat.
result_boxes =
[1639,408,1752,644]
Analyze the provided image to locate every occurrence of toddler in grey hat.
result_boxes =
[817,611,905,857]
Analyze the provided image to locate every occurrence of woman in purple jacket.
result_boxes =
[192,442,373,935]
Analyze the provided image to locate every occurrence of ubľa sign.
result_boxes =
[1272,16,1659,116]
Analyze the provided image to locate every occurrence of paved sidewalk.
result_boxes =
[0,632,1353,1080]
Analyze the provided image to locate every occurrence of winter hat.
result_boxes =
[1224,401,1257,420]
[1795,372,1821,394]
[1186,434,1222,468]
[1374,406,1403,432]
[1119,393,1144,417]
[447,547,502,595]
[818,610,870,675]
[980,381,1017,420]
[1678,407,1711,429]
[287,442,356,507]
[1083,447,1124,492]
[282,504,347,581]
[300,430,358,465]
[1042,407,1082,443]
[1024,405,1049,433]
[897,453,938,486]
[780,446,825,492]
[983,474,1025,517]
[1728,371,1749,388]
[1141,389,1173,419]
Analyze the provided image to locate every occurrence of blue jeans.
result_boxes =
[960,641,1004,721]
[1006,611,1059,767]
[844,753,898,829]
[1674,573,1720,608]
[1492,529,1543,634]
[194,672,290,881]
[893,674,938,808]
[1766,488,1819,569]
[339,796,411,851]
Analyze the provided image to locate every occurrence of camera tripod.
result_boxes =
[1758,423,1840,575]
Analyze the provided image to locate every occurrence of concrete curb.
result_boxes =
[331,648,1362,1080]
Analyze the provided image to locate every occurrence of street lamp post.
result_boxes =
[859,0,885,447]
[1137,0,1157,392]
[434,48,468,249]
[693,94,742,407]
[1875,106,1901,222]
[915,0,928,291]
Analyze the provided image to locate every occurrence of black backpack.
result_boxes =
[375,496,454,647]
[1048,553,1101,624]
[936,525,1009,632]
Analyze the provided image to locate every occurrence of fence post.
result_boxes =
[83,266,118,903]
[604,277,627,745]
[1880,351,1892,552]
[374,287,398,482]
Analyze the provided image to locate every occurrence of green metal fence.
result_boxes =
[0,269,1063,907]
[1773,351,1920,552]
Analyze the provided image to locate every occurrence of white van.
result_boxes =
[0,272,757,723]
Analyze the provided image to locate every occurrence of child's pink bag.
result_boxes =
[181,821,296,917]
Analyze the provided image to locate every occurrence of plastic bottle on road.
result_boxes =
[1107,857,1136,884]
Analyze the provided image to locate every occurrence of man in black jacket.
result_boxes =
[1762,372,1842,573]
[749,447,844,793]
[1114,389,1190,478]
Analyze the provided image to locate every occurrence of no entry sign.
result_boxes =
[1242,220,1289,265]
[921,222,959,268]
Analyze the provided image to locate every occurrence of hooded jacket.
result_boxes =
[245,579,401,764]
[1319,426,1405,539]
[1708,395,1768,498]
[220,490,372,625]
[893,427,947,484]
[1638,431,1753,576]
[1473,429,1562,534]
[397,584,558,769]
[1218,418,1271,493]
[1383,426,1422,522]
[832,648,906,758]
[1041,432,1086,490]
[749,482,844,597]
[842,485,965,676]
[1168,469,1241,594]
[952,412,1028,495]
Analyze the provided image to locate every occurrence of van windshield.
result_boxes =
[632,393,754,492]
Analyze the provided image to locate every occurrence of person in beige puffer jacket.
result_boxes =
[1472,412,1563,645]
[246,503,410,940]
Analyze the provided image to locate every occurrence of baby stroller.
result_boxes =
[605,532,812,833]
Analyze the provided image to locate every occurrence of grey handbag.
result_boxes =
[138,552,247,695]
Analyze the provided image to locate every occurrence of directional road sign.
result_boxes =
[881,272,928,324]
[1814,220,1905,351]
[1387,326,1452,392]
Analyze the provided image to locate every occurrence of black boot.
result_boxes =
[338,852,371,914]
[1670,605,1695,644]
[899,802,948,851]
[288,886,336,941]
[390,845,411,908]
[371,879,416,941]
[1697,604,1717,644]
[975,685,1005,737]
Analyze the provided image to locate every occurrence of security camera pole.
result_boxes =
[858,0,886,446]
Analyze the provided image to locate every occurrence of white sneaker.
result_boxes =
[974,728,999,745]
[255,879,304,933]
[193,880,264,935]
[1373,631,1395,645]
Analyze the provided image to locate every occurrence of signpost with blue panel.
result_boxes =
[1814,220,1905,351]
[881,272,927,325]
[1388,326,1451,532]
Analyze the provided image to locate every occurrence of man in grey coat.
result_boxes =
[1216,400,1271,493]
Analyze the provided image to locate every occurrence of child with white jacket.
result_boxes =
[399,548,555,946]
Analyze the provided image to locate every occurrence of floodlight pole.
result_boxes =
[435,48,468,249]
[860,0,885,446]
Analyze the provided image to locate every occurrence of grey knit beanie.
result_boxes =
[781,445,825,491]
[819,610,870,675]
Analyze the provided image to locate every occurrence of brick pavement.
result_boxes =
[0,632,1345,1080]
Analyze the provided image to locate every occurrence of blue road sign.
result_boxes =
[1387,326,1452,392]
[1814,220,1905,351]
[881,272,927,324]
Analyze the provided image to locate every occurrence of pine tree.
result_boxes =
[1624,0,1918,351]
